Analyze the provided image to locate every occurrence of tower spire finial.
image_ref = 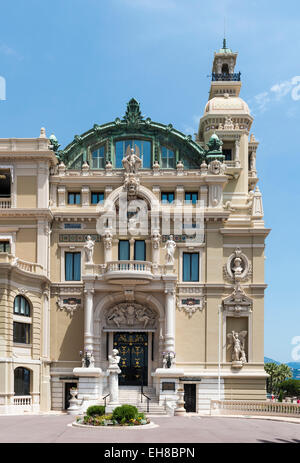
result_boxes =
[223,17,227,49]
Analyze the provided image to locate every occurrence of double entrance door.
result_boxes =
[114,332,148,386]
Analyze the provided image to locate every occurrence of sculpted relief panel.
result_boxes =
[106,303,157,329]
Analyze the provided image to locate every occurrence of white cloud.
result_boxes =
[254,92,270,113]
[253,75,300,113]
[0,43,22,60]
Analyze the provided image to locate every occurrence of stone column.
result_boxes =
[84,288,94,352]
[164,287,176,353]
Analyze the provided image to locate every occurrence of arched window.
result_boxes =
[115,139,152,168]
[14,295,30,316]
[14,367,31,396]
[221,63,229,76]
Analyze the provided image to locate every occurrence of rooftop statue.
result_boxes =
[122,145,142,174]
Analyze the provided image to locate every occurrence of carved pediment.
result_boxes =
[106,303,157,329]
[222,284,252,316]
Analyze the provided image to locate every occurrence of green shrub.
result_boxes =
[112,404,138,423]
[86,405,105,417]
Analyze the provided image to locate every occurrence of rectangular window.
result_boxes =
[185,192,198,204]
[0,241,10,252]
[183,253,199,282]
[161,192,174,204]
[65,252,81,281]
[68,192,81,205]
[161,147,175,168]
[118,240,130,260]
[64,223,82,229]
[92,146,105,169]
[91,192,104,205]
[134,240,146,261]
[13,322,30,344]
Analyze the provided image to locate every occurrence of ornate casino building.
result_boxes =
[0,42,270,414]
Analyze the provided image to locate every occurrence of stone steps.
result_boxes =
[98,386,167,415]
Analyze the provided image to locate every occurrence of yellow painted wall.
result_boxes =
[17,176,37,208]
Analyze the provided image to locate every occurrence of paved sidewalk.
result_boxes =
[0,414,299,443]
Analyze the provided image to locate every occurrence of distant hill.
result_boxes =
[264,357,280,365]
[264,357,300,379]
[287,362,300,369]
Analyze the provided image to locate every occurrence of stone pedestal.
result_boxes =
[174,386,186,416]
[67,389,80,416]
[152,367,185,413]
[73,366,104,414]
[106,366,121,413]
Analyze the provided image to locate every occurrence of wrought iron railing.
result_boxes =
[102,393,110,407]
[212,72,241,81]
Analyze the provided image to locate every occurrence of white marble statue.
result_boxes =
[164,235,176,264]
[227,330,247,364]
[163,351,176,369]
[122,145,141,174]
[81,350,95,368]
[108,348,121,369]
[232,256,243,280]
[84,235,95,263]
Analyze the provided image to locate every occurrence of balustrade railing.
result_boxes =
[107,260,152,273]
[211,400,300,417]
[14,396,32,406]
[0,197,11,208]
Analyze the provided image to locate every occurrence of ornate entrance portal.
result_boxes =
[113,332,148,386]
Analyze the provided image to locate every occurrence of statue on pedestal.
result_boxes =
[84,235,95,264]
[164,235,176,264]
[108,349,121,370]
[122,145,141,174]
[227,330,247,366]
[163,351,176,369]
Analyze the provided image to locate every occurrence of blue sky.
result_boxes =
[0,0,299,362]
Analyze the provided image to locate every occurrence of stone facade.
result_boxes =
[0,43,270,414]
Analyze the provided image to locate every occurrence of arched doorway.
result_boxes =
[14,367,31,396]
